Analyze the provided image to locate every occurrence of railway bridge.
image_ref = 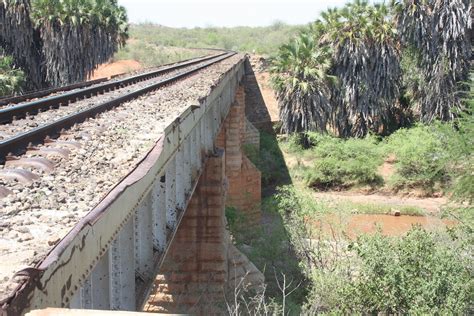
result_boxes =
[0,53,265,315]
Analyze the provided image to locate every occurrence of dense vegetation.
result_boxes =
[269,185,472,314]
[234,0,473,306]
[231,96,473,312]
[271,0,472,137]
[0,0,128,91]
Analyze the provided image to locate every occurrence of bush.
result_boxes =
[303,135,384,189]
[336,227,473,314]
[0,55,25,96]
[442,74,474,204]
[385,125,450,192]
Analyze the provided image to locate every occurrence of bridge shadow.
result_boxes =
[243,57,291,195]
[233,59,306,313]
[244,58,275,133]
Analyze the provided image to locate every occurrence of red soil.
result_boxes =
[90,59,142,80]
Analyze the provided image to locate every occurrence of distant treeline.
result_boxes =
[127,22,304,55]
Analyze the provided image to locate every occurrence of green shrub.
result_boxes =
[385,124,450,192]
[442,75,474,204]
[336,227,473,314]
[303,135,384,189]
[0,55,25,96]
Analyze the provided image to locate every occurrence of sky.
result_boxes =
[117,0,352,28]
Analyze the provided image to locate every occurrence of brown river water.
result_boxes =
[313,214,456,238]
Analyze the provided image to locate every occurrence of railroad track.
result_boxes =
[0,78,108,108]
[0,51,221,109]
[0,51,235,164]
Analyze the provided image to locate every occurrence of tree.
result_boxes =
[0,0,128,89]
[393,0,472,122]
[0,0,44,90]
[271,0,402,138]
[339,227,473,314]
[31,0,129,86]
[271,32,333,135]
[325,1,401,137]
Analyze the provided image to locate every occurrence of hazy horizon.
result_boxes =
[118,0,352,28]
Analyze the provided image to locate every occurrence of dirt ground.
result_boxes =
[255,71,279,122]
[90,59,142,80]
[312,191,446,214]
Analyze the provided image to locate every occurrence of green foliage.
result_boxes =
[271,0,402,137]
[228,195,308,315]
[270,32,333,134]
[441,74,474,204]
[0,55,25,96]
[224,206,248,233]
[385,125,450,191]
[127,23,303,56]
[301,135,384,189]
[273,185,472,314]
[325,1,402,137]
[338,227,473,314]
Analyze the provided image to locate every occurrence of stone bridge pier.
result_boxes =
[144,86,263,314]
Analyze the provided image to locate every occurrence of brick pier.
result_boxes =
[144,86,263,314]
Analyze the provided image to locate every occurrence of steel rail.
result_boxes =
[0,52,235,162]
[0,52,227,124]
[0,78,110,107]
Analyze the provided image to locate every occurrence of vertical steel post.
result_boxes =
[134,194,154,279]
[90,250,111,310]
[183,136,192,197]
[110,217,136,310]
[165,157,177,230]
[175,147,185,210]
[152,175,167,252]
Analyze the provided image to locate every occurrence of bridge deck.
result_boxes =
[0,54,244,310]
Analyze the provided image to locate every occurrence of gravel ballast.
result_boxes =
[0,54,243,301]
[0,55,222,140]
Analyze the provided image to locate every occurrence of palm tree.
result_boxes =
[271,0,401,138]
[325,1,401,137]
[1,0,128,88]
[0,0,44,89]
[31,0,129,86]
[393,0,472,122]
[271,32,334,135]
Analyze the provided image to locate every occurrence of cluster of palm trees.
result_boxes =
[0,0,128,89]
[271,0,472,138]
[0,0,44,90]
